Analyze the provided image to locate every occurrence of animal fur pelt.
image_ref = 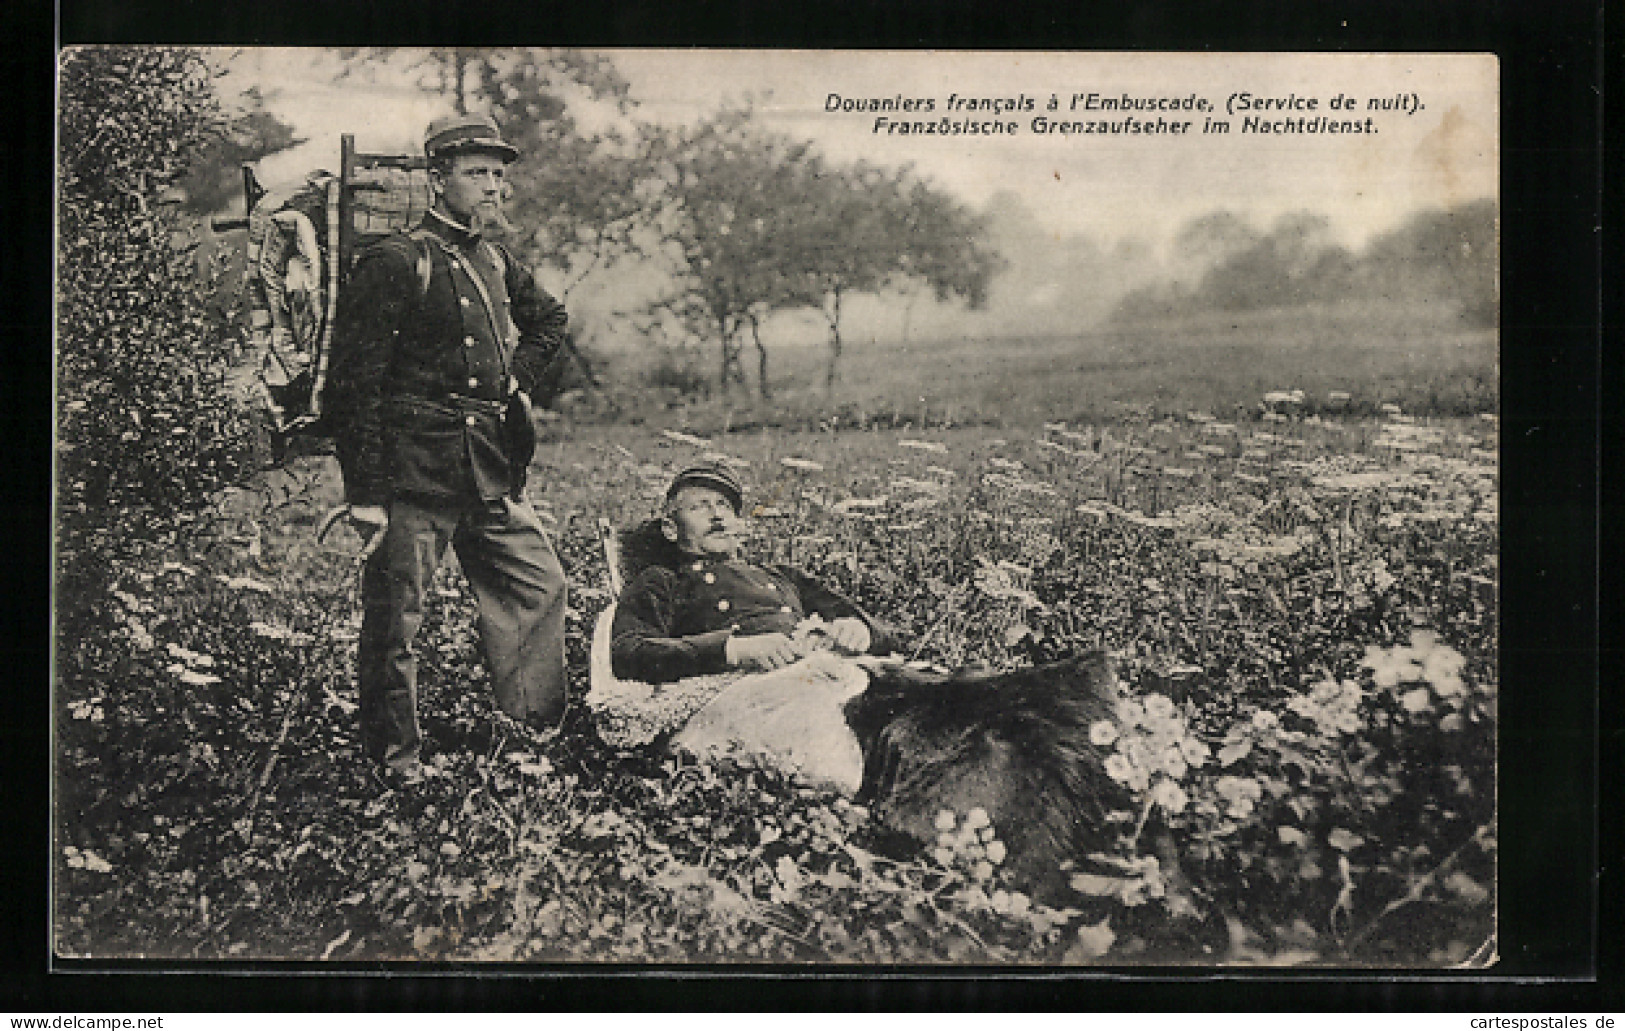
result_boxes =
[844,652,1131,898]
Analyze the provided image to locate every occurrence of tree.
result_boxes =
[58,46,256,569]
[806,169,1002,387]
[641,109,820,398]
[176,86,304,216]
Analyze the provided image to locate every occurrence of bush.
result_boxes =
[58,46,256,569]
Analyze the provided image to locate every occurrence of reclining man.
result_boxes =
[609,462,899,790]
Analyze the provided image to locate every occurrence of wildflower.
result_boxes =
[1151,780,1189,813]
[899,439,948,453]
[1159,748,1188,781]
[1251,710,1280,732]
[1089,720,1119,747]
[1362,643,1423,688]
[1215,775,1263,817]
[1179,736,1210,765]
[934,809,957,833]
[1143,693,1176,721]
[985,841,1007,865]
[1104,753,1134,784]
[780,456,824,472]
[1400,688,1432,713]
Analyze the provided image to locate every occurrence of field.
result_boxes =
[585,301,1497,432]
[54,317,1498,965]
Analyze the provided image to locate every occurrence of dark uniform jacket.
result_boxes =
[611,555,899,683]
[326,211,568,507]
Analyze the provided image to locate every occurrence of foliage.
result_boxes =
[1114,201,1499,327]
[176,86,305,216]
[639,108,824,397]
[798,163,1003,387]
[641,107,1004,398]
[57,46,257,566]
[55,392,1496,966]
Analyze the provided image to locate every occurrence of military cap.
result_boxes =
[666,462,745,514]
[424,114,520,163]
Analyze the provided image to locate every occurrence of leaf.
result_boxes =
[1218,739,1253,766]
[1444,871,1490,905]
[1277,826,1309,847]
[1069,872,1130,897]
[1065,917,1116,962]
[1326,828,1365,852]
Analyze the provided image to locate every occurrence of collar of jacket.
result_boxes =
[423,208,482,248]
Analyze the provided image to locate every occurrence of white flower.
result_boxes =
[1089,720,1119,747]
[1150,780,1189,813]
[1143,694,1176,722]
[1104,754,1134,784]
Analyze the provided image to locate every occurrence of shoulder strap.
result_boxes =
[408,229,436,301]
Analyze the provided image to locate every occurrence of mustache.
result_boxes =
[467,206,513,237]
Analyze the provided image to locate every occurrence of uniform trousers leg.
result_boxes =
[358,497,457,771]
[454,497,570,729]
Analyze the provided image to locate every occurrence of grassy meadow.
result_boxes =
[55,307,1499,964]
[581,301,1497,433]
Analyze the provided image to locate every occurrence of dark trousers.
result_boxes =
[359,494,568,769]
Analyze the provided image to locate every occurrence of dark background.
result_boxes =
[15,0,1613,1010]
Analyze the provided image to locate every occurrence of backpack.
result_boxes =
[244,171,340,443]
[237,160,433,459]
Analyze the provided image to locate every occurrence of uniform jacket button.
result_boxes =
[464,336,476,347]
[703,572,716,584]
[465,415,478,427]
[717,599,730,612]
[468,377,480,389]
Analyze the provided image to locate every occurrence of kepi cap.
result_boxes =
[666,462,745,514]
[424,114,520,164]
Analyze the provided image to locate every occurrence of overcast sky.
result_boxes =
[223,48,1497,252]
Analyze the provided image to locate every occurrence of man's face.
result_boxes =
[665,485,744,558]
[434,152,507,230]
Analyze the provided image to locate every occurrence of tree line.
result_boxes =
[1112,204,1498,328]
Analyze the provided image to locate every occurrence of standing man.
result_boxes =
[326,114,570,783]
